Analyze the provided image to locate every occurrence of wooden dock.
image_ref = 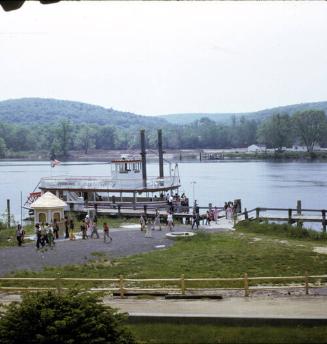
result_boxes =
[241,203,327,232]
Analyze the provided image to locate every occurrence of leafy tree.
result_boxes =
[257,113,293,151]
[0,137,6,158]
[75,126,96,154]
[0,290,136,344]
[55,120,72,157]
[95,126,116,149]
[292,110,327,152]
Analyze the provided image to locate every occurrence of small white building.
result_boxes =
[247,144,266,152]
[30,191,67,224]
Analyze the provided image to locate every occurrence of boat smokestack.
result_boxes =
[158,129,164,178]
[140,129,147,187]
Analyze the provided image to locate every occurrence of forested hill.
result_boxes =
[160,101,327,124]
[0,98,167,128]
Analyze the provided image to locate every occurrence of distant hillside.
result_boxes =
[0,98,167,128]
[160,101,327,124]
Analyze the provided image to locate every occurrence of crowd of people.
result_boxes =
[166,192,189,213]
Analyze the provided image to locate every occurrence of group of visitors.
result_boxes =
[224,201,237,220]
[35,222,56,249]
[140,209,175,238]
[166,192,189,213]
[80,214,112,243]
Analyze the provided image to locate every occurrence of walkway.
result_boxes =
[104,296,327,320]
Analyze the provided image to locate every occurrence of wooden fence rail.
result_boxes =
[1,274,326,298]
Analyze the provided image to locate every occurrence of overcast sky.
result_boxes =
[0,1,326,116]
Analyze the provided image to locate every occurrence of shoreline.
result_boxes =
[1,149,327,163]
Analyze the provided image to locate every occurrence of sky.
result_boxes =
[0,1,327,116]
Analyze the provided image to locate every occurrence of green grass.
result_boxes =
[127,323,327,344]
[237,220,327,241]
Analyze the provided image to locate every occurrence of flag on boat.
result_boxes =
[51,159,61,167]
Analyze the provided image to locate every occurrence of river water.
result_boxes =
[0,160,326,222]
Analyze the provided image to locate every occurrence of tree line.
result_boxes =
[0,109,326,158]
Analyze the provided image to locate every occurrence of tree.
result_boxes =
[292,110,327,152]
[0,290,136,344]
[0,137,6,158]
[55,120,71,157]
[257,113,293,151]
[76,126,96,154]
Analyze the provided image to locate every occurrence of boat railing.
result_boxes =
[39,176,179,190]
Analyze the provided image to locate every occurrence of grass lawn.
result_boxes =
[127,322,327,344]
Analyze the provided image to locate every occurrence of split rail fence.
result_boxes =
[0,273,326,298]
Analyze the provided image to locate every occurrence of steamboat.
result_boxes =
[26,130,181,219]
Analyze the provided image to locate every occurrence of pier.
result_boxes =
[241,202,327,232]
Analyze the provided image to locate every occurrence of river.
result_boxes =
[0,160,326,223]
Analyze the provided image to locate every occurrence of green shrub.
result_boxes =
[0,290,136,344]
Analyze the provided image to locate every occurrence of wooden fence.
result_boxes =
[0,273,326,298]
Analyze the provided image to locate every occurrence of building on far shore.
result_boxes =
[247,144,266,153]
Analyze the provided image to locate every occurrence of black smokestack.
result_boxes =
[140,129,147,187]
[158,129,164,178]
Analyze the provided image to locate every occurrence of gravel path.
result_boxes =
[0,225,228,276]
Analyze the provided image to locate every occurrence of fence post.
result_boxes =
[256,208,260,219]
[56,277,62,294]
[297,200,302,215]
[118,205,121,217]
[322,210,326,233]
[119,275,125,298]
[181,274,186,295]
[244,208,248,220]
[305,271,309,295]
[144,205,147,216]
[244,273,249,297]
[288,209,292,224]
[7,199,10,228]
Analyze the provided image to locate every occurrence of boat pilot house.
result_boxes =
[27,130,181,216]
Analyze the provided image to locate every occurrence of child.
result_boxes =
[103,222,112,243]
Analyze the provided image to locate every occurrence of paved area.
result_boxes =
[0,223,229,276]
[103,296,327,319]
[1,294,326,320]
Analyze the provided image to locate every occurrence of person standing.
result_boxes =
[145,218,152,238]
[64,216,69,239]
[53,219,59,239]
[69,219,76,240]
[80,220,87,239]
[167,211,174,231]
[16,224,23,246]
[90,222,99,239]
[47,224,55,248]
[103,222,112,243]
[40,223,48,247]
[35,223,42,250]
[140,215,146,231]
[154,209,162,231]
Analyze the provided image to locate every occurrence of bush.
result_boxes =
[0,290,136,344]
